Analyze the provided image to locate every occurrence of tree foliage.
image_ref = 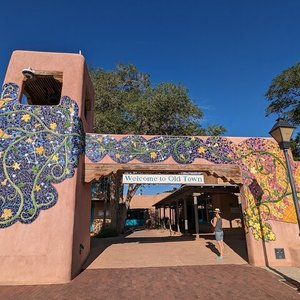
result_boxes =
[90,64,227,233]
[265,62,300,159]
[291,134,300,160]
[90,64,226,136]
[265,62,300,124]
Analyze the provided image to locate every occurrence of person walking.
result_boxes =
[211,208,224,259]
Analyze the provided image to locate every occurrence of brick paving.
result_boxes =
[0,230,299,299]
[0,265,299,300]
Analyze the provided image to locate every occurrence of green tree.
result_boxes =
[291,134,300,160]
[265,62,300,159]
[90,64,225,136]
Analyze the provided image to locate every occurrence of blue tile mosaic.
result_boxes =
[0,83,84,228]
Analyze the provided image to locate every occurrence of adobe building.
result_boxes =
[125,193,171,228]
[154,185,244,235]
[0,50,300,285]
[0,50,94,284]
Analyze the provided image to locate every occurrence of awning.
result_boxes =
[154,184,240,208]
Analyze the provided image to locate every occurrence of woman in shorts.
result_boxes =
[211,208,224,259]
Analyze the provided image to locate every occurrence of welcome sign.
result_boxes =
[122,174,204,184]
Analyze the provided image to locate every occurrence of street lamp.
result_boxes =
[269,118,300,235]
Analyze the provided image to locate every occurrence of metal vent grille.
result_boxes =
[275,248,285,259]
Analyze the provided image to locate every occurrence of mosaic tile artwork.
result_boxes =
[0,83,84,228]
[86,134,300,241]
[1,79,298,241]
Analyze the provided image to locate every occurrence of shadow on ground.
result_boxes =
[82,232,196,269]
[199,231,248,262]
[268,266,300,293]
[205,241,220,256]
[82,229,249,270]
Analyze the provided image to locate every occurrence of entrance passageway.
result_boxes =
[84,229,248,270]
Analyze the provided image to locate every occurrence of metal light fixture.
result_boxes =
[269,118,300,235]
[269,118,295,149]
[22,67,35,80]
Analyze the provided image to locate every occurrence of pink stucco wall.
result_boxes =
[85,133,300,268]
[1,51,299,286]
[0,51,92,284]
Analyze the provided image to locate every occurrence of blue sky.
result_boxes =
[1,0,300,138]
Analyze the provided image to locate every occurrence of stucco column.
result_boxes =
[163,206,166,229]
[109,172,120,230]
[183,198,188,234]
[239,186,266,266]
[157,208,161,227]
[193,193,202,239]
[176,200,180,233]
[169,206,172,236]
[102,193,108,230]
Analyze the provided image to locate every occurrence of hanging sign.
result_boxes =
[122,174,204,184]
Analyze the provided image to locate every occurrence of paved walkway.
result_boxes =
[84,229,248,269]
[266,266,300,291]
[0,229,299,299]
[271,266,300,283]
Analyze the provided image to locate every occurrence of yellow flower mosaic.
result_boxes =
[1,208,12,220]
[21,114,31,122]
[35,146,45,155]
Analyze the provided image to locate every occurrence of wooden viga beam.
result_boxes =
[83,163,242,184]
[205,171,239,185]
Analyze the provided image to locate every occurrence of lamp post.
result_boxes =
[269,118,300,235]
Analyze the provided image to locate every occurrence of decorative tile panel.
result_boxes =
[86,134,300,241]
[1,80,298,241]
[0,83,84,228]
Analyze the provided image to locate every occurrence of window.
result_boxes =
[198,195,213,224]
[21,71,63,106]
